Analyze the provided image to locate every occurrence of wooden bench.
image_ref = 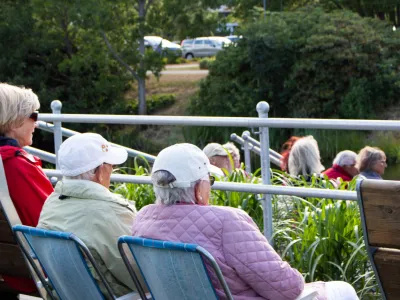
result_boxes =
[0,157,45,299]
[357,179,400,300]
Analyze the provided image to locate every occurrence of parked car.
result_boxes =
[225,35,242,43]
[181,37,232,59]
[144,36,182,57]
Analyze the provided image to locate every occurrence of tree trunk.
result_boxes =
[138,0,147,115]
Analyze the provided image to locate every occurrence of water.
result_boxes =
[383,163,400,180]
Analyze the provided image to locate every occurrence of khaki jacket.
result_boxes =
[38,179,139,298]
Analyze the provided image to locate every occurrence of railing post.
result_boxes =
[256,101,273,244]
[242,131,252,174]
[51,100,63,169]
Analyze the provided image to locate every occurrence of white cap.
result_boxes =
[58,133,128,176]
[152,143,223,188]
[203,143,229,158]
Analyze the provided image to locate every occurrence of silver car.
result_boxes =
[181,37,232,59]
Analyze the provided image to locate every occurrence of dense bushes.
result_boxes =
[128,93,176,114]
[188,7,400,147]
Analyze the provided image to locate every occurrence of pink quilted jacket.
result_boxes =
[132,204,328,300]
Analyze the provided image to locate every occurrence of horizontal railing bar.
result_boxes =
[37,121,156,162]
[25,147,56,164]
[43,169,357,201]
[39,114,400,130]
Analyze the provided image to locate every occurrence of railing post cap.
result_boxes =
[256,101,270,114]
[242,130,251,137]
[230,133,237,139]
[51,100,62,112]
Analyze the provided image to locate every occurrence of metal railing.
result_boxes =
[38,100,400,242]
[230,131,282,172]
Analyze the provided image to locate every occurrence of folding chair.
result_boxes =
[13,225,138,300]
[0,157,46,298]
[118,236,233,300]
[357,179,400,300]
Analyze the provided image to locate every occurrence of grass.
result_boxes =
[112,162,380,299]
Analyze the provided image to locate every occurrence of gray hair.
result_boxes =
[151,170,199,205]
[223,142,240,160]
[288,136,324,176]
[356,146,385,172]
[64,168,97,181]
[0,83,40,135]
[333,150,357,166]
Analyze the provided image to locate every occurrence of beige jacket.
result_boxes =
[38,179,139,298]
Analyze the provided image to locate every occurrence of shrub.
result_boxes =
[199,57,214,69]
[128,93,176,114]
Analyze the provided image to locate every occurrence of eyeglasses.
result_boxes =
[209,175,215,186]
[29,111,39,122]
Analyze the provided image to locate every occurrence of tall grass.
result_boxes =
[113,163,379,298]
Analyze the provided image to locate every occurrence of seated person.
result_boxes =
[203,142,232,174]
[323,150,359,181]
[288,136,325,180]
[357,146,387,180]
[223,142,241,169]
[280,136,302,172]
[0,83,54,295]
[38,133,143,298]
[132,143,359,300]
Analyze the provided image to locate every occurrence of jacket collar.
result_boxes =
[360,171,382,180]
[55,179,133,209]
[332,164,352,178]
[0,136,19,147]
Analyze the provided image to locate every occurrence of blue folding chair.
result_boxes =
[118,236,233,300]
[13,225,132,300]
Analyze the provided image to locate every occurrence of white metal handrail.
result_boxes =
[39,114,400,130]
[43,169,357,201]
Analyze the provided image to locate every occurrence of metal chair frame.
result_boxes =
[118,236,234,300]
[13,225,118,300]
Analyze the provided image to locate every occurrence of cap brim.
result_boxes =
[104,146,128,165]
[208,164,224,177]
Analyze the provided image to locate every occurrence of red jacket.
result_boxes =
[0,144,54,293]
[322,164,353,182]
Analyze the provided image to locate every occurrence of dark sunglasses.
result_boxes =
[209,175,215,186]
[29,111,39,122]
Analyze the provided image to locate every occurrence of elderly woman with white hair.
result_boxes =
[288,136,325,180]
[0,84,53,295]
[133,143,359,300]
[322,150,359,181]
[357,146,387,179]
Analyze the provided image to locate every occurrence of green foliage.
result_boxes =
[128,93,176,115]
[199,57,215,70]
[113,165,379,298]
[188,7,400,147]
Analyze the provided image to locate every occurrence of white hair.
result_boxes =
[0,83,40,135]
[151,170,199,205]
[64,168,97,181]
[333,150,357,166]
[223,142,240,160]
[288,136,324,176]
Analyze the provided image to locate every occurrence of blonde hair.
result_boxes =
[288,136,324,176]
[0,83,40,135]
[356,146,385,172]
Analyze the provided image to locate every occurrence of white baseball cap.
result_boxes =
[203,143,230,158]
[58,133,128,176]
[152,143,223,188]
